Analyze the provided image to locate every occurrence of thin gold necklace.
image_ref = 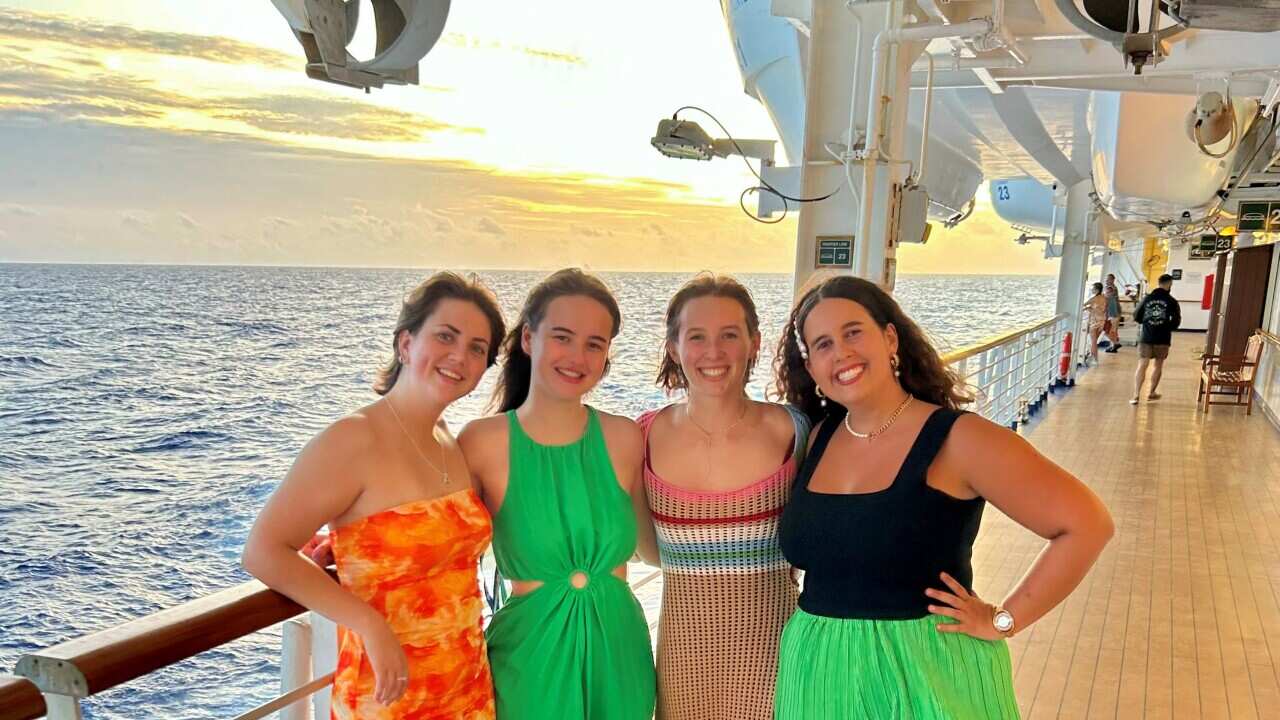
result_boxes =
[386,397,450,485]
[685,398,750,484]
[685,398,751,439]
[844,395,914,441]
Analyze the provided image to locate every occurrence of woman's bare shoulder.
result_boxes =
[457,413,509,449]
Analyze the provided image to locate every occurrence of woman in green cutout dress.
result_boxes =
[458,268,656,720]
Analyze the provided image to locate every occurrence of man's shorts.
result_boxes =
[1138,343,1169,360]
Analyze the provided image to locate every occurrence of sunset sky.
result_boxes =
[0,1,1060,274]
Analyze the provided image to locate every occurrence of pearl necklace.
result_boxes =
[844,395,914,441]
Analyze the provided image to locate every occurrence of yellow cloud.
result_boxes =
[0,22,478,148]
[440,33,587,67]
[0,7,299,69]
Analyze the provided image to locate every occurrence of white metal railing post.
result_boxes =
[15,652,87,720]
[280,618,313,720]
[310,613,338,720]
[43,694,83,720]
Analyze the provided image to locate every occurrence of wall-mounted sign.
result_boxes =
[1237,201,1280,233]
[1188,234,1231,259]
[815,236,853,268]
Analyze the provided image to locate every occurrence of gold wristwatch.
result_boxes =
[992,607,1015,636]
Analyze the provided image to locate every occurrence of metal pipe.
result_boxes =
[917,52,934,186]
[844,5,865,213]
[858,11,995,274]
[911,55,1020,72]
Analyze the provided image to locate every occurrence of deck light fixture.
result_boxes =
[650,118,775,162]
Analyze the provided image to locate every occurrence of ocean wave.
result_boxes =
[0,354,56,368]
[215,319,290,336]
[132,429,229,453]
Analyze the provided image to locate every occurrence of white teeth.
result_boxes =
[556,368,584,379]
[836,366,864,383]
[438,368,463,381]
[699,368,728,378]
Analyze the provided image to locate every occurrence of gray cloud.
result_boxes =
[477,216,506,235]
[3,203,38,216]
[410,205,455,232]
[645,222,669,238]
[0,49,480,143]
[212,95,480,142]
[177,212,199,230]
[0,8,299,69]
[120,210,154,232]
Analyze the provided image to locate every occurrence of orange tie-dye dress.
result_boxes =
[330,488,496,720]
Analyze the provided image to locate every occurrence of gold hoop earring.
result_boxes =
[891,354,901,379]
[815,384,827,408]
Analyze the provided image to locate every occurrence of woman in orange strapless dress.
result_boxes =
[329,492,493,719]
[244,272,507,718]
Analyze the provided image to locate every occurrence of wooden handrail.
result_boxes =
[16,579,309,699]
[941,314,1067,366]
[1258,329,1280,348]
[0,675,46,720]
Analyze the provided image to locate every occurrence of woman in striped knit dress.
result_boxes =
[633,274,809,720]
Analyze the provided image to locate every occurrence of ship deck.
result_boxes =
[986,332,1280,719]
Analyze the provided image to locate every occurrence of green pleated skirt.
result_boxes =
[775,609,1020,720]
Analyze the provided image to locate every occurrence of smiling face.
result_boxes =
[396,298,495,406]
[522,294,615,401]
[800,297,899,408]
[669,295,759,398]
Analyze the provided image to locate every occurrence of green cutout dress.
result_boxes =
[486,408,656,719]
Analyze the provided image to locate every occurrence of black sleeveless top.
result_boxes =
[779,407,986,620]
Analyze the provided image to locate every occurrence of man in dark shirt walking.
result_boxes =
[1131,274,1182,404]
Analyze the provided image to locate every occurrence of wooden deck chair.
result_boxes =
[1198,332,1264,414]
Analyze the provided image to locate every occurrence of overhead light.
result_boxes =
[1185,91,1234,146]
[650,118,775,162]
[651,119,719,161]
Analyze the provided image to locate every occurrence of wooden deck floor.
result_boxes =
[980,332,1280,719]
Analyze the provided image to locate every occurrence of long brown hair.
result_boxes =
[374,272,507,395]
[491,268,622,412]
[772,275,972,421]
[655,273,761,393]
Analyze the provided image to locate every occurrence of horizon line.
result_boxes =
[0,260,1060,277]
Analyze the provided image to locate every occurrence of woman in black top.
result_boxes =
[771,276,1114,720]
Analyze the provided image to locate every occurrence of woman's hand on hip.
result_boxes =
[925,572,1004,641]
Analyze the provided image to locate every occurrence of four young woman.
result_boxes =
[245,268,1113,720]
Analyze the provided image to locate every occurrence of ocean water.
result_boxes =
[0,264,1055,718]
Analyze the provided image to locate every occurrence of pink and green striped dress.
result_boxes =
[638,405,810,720]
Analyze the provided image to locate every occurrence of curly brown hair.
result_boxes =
[491,268,622,413]
[655,273,760,393]
[374,272,507,395]
[771,275,972,421]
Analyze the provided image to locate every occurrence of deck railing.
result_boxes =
[2,567,663,720]
[942,314,1071,429]
[1255,329,1280,428]
[3,318,1073,720]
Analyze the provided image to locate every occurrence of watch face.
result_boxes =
[994,611,1014,632]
